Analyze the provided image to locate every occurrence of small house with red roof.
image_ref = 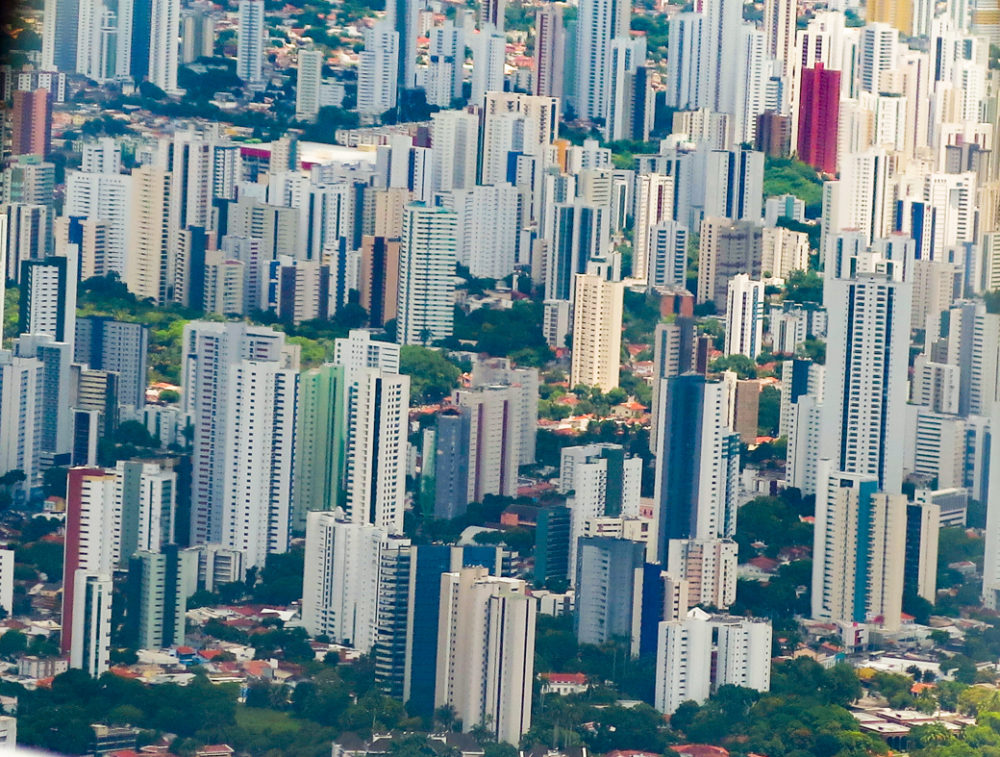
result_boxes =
[539,672,589,695]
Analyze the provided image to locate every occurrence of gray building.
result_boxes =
[574,536,645,650]
[74,317,149,408]
[432,408,471,520]
[125,545,197,651]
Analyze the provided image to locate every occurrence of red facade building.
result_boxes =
[796,63,840,175]
[11,89,52,158]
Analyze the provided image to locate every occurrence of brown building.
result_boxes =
[755,111,790,159]
[359,235,400,328]
[734,379,762,443]
[11,89,52,158]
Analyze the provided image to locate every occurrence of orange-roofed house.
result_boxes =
[196,746,235,757]
[540,672,589,695]
[671,746,730,757]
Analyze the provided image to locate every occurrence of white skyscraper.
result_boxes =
[455,386,523,502]
[733,25,769,144]
[570,268,624,393]
[0,350,43,489]
[436,568,536,746]
[301,510,409,652]
[820,271,912,493]
[125,164,172,303]
[701,0,744,113]
[335,338,410,534]
[295,49,323,121]
[811,461,907,630]
[470,29,506,105]
[764,0,796,69]
[724,275,765,358]
[430,109,479,194]
[480,92,559,185]
[236,0,265,83]
[649,221,689,290]
[449,183,521,279]
[655,608,771,714]
[61,468,121,677]
[65,169,132,277]
[666,13,703,109]
[632,173,674,285]
[573,0,629,122]
[396,203,457,345]
[182,322,299,569]
[426,23,465,107]
[858,23,898,94]
[358,21,399,117]
[149,0,180,94]
[604,36,649,142]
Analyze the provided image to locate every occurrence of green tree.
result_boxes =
[400,346,462,404]
[710,354,758,379]
[784,269,824,304]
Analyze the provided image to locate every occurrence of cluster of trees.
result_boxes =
[671,659,882,756]
[400,346,463,405]
[11,670,239,755]
[762,157,824,212]
[451,300,552,367]
[783,269,824,304]
[538,383,632,421]
[733,491,813,561]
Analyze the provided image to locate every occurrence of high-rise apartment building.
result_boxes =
[655,608,771,714]
[811,462,907,630]
[570,269,624,392]
[724,275,765,358]
[0,350,43,489]
[665,538,738,610]
[335,330,409,534]
[820,272,912,493]
[697,218,763,311]
[453,386,522,502]
[11,90,52,158]
[797,64,841,174]
[149,0,180,93]
[236,0,265,83]
[18,256,76,344]
[426,23,465,107]
[396,203,457,345]
[559,443,643,580]
[374,544,509,709]
[470,357,539,465]
[358,21,399,116]
[295,49,323,121]
[302,510,408,652]
[125,165,172,303]
[654,375,740,564]
[61,468,119,675]
[65,167,132,277]
[125,545,197,651]
[292,364,345,531]
[436,568,535,745]
[573,0,629,123]
[633,174,674,285]
[74,317,149,408]
[182,322,299,568]
[574,537,646,651]
[533,5,564,98]
[764,0,796,67]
